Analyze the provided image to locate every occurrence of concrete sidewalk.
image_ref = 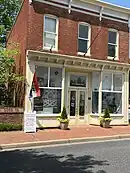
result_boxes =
[1,125,130,150]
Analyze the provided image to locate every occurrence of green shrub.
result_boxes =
[57,106,69,123]
[0,123,22,131]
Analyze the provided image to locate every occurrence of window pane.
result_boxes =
[34,89,61,114]
[50,67,62,87]
[108,31,117,44]
[102,73,112,91]
[108,44,116,57]
[44,35,56,48]
[70,75,86,87]
[92,72,100,91]
[78,39,88,53]
[92,92,99,114]
[36,66,48,87]
[102,92,122,114]
[79,24,88,38]
[113,74,122,91]
[45,17,56,33]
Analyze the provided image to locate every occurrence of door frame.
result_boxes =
[67,72,88,119]
[68,88,87,119]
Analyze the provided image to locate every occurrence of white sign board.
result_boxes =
[24,112,36,133]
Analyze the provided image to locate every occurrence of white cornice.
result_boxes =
[33,0,129,23]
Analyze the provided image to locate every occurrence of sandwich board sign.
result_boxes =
[24,112,36,133]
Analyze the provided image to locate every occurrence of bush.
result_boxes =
[57,106,69,123]
[0,123,22,131]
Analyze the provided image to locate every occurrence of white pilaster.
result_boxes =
[124,71,129,123]
[98,69,103,114]
[61,67,65,111]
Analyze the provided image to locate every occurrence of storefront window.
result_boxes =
[102,73,122,114]
[34,89,61,114]
[34,66,62,114]
[92,72,100,114]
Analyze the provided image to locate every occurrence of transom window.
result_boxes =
[44,15,58,50]
[34,66,62,114]
[70,74,87,87]
[108,30,118,58]
[78,23,90,54]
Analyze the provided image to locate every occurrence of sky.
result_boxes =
[102,0,130,8]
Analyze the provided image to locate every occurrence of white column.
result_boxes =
[124,71,129,123]
[98,69,103,114]
[61,67,65,111]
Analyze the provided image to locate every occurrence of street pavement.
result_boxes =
[0,139,130,173]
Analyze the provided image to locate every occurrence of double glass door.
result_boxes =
[69,89,87,117]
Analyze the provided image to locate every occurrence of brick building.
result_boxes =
[7,0,130,127]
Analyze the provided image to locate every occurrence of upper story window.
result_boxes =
[43,15,58,50]
[108,30,118,59]
[78,23,91,55]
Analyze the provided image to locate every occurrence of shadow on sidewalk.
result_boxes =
[0,148,109,173]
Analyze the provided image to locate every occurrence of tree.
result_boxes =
[0,43,25,107]
[0,0,22,45]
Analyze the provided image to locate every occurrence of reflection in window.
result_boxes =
[78,24,90,53]
[92,72,100,114]
[108,30,118,57]
[102,92,122,114]
[50,68,62,87]
[113,74,122,91]
[34,89,61,114]
[102,73,112,91]
[92,92,99,114]
[36,66,48,87]
[70,75,86,87]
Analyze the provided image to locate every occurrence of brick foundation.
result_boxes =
[0,108,24,125]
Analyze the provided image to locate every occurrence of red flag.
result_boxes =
[33,72,40,97]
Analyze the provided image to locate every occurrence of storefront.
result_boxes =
[25,50,130,127]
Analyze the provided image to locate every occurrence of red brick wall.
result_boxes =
[7,0,29,76]
[32,1,129,63]
[27,4,43,50]
[7,1,129,65]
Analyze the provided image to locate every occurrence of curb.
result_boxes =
[1,134,130,150]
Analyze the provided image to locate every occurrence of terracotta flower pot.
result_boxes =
[60,122,68,130]
[102,121,111,128]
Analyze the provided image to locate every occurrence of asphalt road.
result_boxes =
[0,139,130,173]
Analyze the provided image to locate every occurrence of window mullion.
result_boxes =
[48,67,50,87]
[112,73,113,91]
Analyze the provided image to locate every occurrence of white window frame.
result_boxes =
[43,14,59,51]
[78,23,91,56]
[34,65,63,116]
[108,29,119,60]
[101,72,123,115]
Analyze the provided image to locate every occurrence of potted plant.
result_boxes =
[57,106,69,130]
[99,108,112,128]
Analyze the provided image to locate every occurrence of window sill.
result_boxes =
[107,56,119,61]
[43,47,58,52]
[36,114,60,118]
[90,114,124,117]
[77,52,91,57]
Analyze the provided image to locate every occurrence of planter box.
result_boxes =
[102,121,111,128]
[0,107,24,125]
